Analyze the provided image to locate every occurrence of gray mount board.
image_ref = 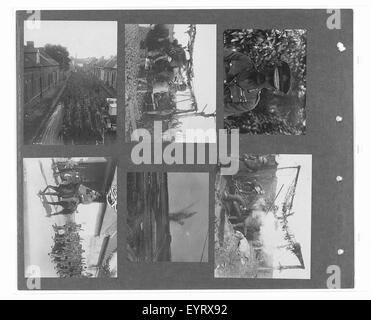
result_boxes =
[17,9,354,290]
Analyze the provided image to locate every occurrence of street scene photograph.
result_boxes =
[23,157,118,278]
[215,154,312,279]
[23,21,117,145]
[125,24,216,143]
[127,172,209,262]
[224,29,307,135]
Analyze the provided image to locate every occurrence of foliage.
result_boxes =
[184,25,197,84]
[44,44,71,71]
[225,110,304,135]
[50,222,88,278]
[224,29,307,135]
[224,29,307,91]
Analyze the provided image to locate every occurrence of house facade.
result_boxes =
[91,58,106,82]
[103,56,117,90]
[23,41,62,104]
[89,56,117,90]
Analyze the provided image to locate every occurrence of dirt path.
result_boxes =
[24,81,66,144]
[36,104,64,145]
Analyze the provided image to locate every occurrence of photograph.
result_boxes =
[127,172,209,262]
[224,29,307,135]
[23,157,118,278]
[215,154,312,279]
[125,24,216,143]
[23,20,117,145]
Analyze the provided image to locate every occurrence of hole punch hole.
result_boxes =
[336,116,343,123]
[336,176,343,182]
[338,249,345,256]
[337,42,347,52]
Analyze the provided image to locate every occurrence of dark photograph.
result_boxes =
[23,157,118,278]
[125,24,216,143]
[215,154,312,279]
[23,21,117,145]
[127,172,209,262]
[224,29,307,135]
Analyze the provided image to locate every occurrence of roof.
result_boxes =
[104,56,117,69]
[24,47,60,68]
[39,49,60,66]
[95,58,107,68]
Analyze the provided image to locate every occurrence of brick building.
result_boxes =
[23,41,63,104]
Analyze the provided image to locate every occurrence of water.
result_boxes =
[168,173,209,262]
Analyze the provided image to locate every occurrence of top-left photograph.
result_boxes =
[22,20,117,145]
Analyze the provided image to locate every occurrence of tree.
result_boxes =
[44,44,71,70]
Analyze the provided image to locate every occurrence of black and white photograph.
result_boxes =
[125,24,216,142]
[23,157,118,278]
[215,154,312,279]
[224,29,307,135]
[127,172,209,262]
[23,21,117,145]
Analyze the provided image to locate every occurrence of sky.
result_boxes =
[24,21,117,59]
[23,158,104,278]
[168,173,209,262]
[259,154,312,279]
[173,24,216,116]
[169,25,216,142]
